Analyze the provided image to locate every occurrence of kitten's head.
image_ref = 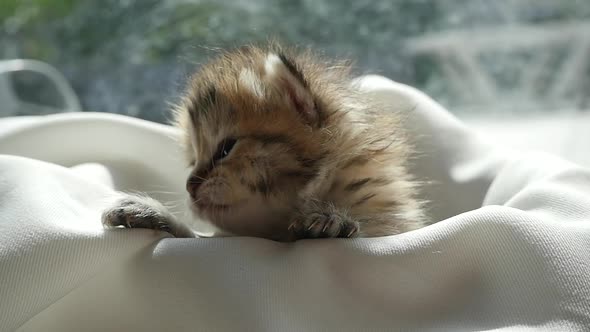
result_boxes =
[174,44,350,240]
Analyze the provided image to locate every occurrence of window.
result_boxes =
[1,0,589,122]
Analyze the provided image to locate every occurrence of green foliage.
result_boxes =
[0,0,76,21]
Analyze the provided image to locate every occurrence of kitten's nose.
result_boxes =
[186,175,203,198]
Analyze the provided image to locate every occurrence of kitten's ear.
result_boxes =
[265,53,317,125]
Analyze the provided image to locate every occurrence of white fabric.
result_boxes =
[1,76,590,331]
[467,113,590,168]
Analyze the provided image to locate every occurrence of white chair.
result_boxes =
[0,59,81,117]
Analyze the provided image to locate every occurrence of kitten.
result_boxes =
[103,43,427,241]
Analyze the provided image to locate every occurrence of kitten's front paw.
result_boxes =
[289,202,359,239]
[102,195,195,238]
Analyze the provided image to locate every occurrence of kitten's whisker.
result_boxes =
[187,176,207,182]
[144,191,182,196]
[163,203,184,210]
[162,199,184,205]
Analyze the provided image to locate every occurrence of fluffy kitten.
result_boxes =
[103,43,427,241]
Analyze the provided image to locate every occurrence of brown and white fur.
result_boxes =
[102,43,427,241]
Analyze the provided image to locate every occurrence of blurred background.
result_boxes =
[0,1,589,135]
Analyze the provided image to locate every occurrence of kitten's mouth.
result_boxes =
[193,196,247,215]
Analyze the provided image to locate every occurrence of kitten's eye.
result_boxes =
[213,138,237,162]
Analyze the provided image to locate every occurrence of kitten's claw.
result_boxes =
[322,218,333,232]
[307,218,320,231]
[346,227,358,238]
[290,207,359,240]
[102,195,195,238]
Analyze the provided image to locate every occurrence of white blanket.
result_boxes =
[1,77,589,332]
